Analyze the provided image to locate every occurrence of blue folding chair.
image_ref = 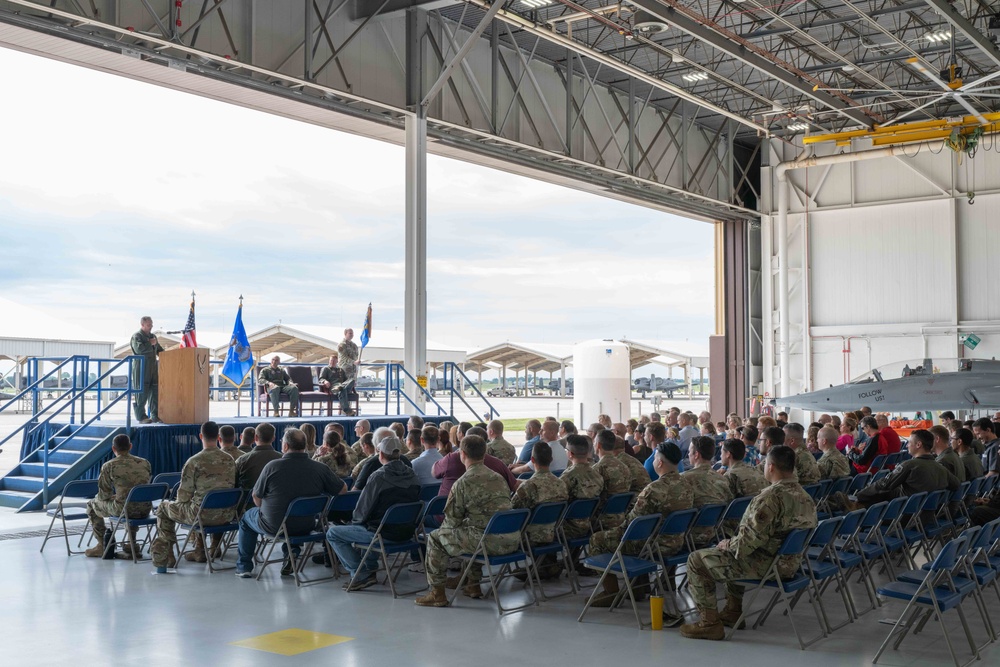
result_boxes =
[596,492,635,531]
[176,488,243,573]
[729,527,822,648]
[818,476,851,516]
[578,513,662,630]
[521,501,570,600]
[686,503,727,549]
[847,473,872,495]
[875,534,979,667]
[419,483,441,501]
[717,496,753,540]
[450,508,533,615]
[151,472,181,489]
[868,455,888,474]
[650,507,698,612]
[40,479,100,555]
[345,501,426,598]
[869,470,890,486]
[847,501,891,604]
[802,484,823,502]
[341,476,354,491]
[800,516,854,635]
[255,495,334,587]
[107,483,170,563]
[556,497,600,592]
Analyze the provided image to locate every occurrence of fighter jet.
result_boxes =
[633,375,688,398]
[782,358,1000,412]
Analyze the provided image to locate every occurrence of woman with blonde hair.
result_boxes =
[300,423,317,455]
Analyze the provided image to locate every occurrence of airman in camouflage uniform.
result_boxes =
[593,446,631,529]
[784,423,822,485]
[338,328,360,380]
[487,436,517,467]
[130,316,164,423]
[817,447,851,480]
[589,442,691,606]
[85,435,152,557]
[616,446,652,493]
[314,451,356,479]
[683,438,734,547]
[259,356,300,417]
[512,468,568,544]
[415,436,516,607]
[681,445,817,641]
[150,423,237,569]
[560,456,604,539]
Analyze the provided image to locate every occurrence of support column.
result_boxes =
[405,8,428,413]
[560,361,566,397]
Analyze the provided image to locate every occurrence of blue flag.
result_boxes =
[360,303,372,349]
[222,302,254,386]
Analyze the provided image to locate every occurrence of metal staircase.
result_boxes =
[0,354,142,512]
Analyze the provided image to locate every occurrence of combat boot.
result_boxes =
[680,608,726,641]
[461,583,483,599]
[719,596,746,629]
[184,533,207,563]
[208,534,223,559]
[590,576,621,607]
[414,586,450,607]
[85,536,105,558]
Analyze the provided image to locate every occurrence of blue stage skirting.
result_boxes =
[20,415,451,479]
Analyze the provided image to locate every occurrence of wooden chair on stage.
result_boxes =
[257,366,317,417]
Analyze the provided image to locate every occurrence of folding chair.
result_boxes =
[327,490,360,528]
[40,479,99,555]
[686,503,727,550]
[345,501,425,597]
[802,484,823,502]
[650,507,698,614]
[152,472,181,489]
[818,477,851,517]
[556,497,600,593]
[868,455,887,474]
[106,483,170,563]
[847,473,872,495]
[595,492,635,532]
[716,496,753,540]
[869,470,890,486]
[876,496,911,575]
[965,521,1000,607]
[419,483,441,501]
[916,490,952,560]
[255,495,335,587]
[341,476,354,491]
[875,534,980,667]
[847,502,892,598]
[729,527,823,648]
[176,488,243,572]
[578,513,662,630]
[800,516,854,635]
[816,509,869,617]
[947,482,972,531]
[521,501,571,600]
[450,508,533,615]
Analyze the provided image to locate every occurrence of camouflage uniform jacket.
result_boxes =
[97,452,152,515]
[314,452,355,479]
[487,436,517,467]
[594,455,631,526]
[630,470,693,555]
[129,330,163,384]
[258,366,292,388]
[442,462,517,552]
[794,446,823,485]
[729,478,817,575]
[817,449,851,480]
[404,449,422,462]
[338,339,360,379]
[725,460,768,498]
[176,448,237,523]
[683,463,734,545]
[220,446,242,461]
[560,462,603,536]
[617,451,652,493]
[511,470,568,544]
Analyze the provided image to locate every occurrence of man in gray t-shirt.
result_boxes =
[236,428,345,577]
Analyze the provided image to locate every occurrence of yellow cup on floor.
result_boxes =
[650,595,664,630]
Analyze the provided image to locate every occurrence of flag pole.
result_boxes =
[237,294,243,418]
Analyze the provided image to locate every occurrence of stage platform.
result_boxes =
[20,414,451,479]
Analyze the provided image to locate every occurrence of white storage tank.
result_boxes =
[574,339,631,427]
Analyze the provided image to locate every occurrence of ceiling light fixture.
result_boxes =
[682,71,709,83]
[786,123,810,132]
[925,30,951,43]
[521,0,553,9]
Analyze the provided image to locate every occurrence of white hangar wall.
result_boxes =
[758,136,1000,414]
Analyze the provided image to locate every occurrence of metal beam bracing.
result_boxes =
[922,0,1000,72]
[420,0,502,108]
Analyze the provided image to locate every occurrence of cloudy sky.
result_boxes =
[0,46,714,354]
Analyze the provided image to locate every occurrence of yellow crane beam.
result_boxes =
[803,111,1000,147]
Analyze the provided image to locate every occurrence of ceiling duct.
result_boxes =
[632,9,669,35]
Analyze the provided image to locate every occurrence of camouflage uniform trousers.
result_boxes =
[424,526,518,587]
[589,530,684,559]
[687,547,778,611]
[85,499,151,534]
[150,500,232,567]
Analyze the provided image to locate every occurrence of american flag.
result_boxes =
[180,297,197,348]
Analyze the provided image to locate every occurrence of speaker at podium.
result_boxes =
[158,347,210,424]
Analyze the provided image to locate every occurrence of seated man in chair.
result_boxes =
[319,353,354,416]
[85,434,152,558]
[259,356,300,417]
[680,446,816,641]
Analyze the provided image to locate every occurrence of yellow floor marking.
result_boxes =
[230,628,354,656]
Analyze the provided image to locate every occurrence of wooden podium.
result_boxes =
[158,348,210,424]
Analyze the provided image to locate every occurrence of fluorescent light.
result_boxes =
[786,123,810,132]
[682,71,709,83]
[521,0,553,8]
[925,30,951,43]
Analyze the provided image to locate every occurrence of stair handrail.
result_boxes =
[390,364,447,416]
[442,362,499,421]
[0,355,92,453]
[30,356,140,506]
